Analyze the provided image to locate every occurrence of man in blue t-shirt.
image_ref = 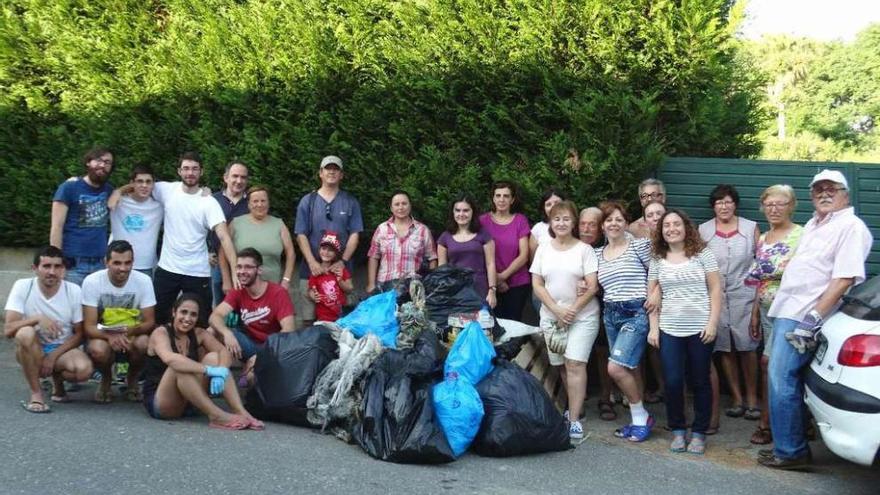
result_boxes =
[50,147,115,285]
[294,155,363,326]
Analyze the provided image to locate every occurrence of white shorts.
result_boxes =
[541,315,600,366]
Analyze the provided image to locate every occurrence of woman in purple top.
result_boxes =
[437,195,497,308]
[479,181,531,321]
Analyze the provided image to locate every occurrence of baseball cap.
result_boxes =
[320,155,343,170]
[809,169,848,190]
[320,231,342,252]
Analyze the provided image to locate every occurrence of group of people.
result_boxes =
[4,147,874,469]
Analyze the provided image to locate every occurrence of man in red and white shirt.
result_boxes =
[209,247,295,385]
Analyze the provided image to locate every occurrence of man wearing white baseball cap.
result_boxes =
[759,169,873,470]
[293,155,363,326]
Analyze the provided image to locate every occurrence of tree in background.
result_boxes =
[0,0,763,247]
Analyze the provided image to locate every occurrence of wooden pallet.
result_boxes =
[512,333,565,410]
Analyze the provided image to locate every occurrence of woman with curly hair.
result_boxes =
[647,209,721,454]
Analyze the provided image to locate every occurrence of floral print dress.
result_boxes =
[745,225,804,310]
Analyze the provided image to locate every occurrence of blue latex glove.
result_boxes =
[785,311,823,354]
[209,376,226,396]
[204,366,230,379]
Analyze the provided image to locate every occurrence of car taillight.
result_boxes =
[837,335,880,367]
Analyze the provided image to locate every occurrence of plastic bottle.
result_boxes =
[478,303,494,329]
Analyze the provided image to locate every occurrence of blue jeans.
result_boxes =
[768,317,813,459]
[603,299,648,369]
[659,332,714,434]
[211,264,224,308]
[232,328,261,361]
[65,256,105,286]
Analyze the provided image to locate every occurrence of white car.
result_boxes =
[804,275,880,466]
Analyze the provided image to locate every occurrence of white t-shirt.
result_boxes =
[81,269,156,323]
[530,241,600,321]
[110,196,163,269]
[153,182,225,277]
[4,278,83,346]
[531,222,551,246]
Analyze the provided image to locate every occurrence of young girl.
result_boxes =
[531,200,600,440]
[437,195,497,307]
[142,293,262,430]
[647,209,720,454]
[308,232,354,322]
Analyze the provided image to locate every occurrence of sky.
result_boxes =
[740,0,880,41]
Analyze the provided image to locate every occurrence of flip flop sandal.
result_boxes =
[725,404,746,418]
[744,407,762,421]
[670,430,687,453]
[50,394,71,403]
[21,400,51,413]
[246,417,266,431]
[125,388,143,402]
[598,400,617,421]
[94,389,114,404]
[209,415,249,431]
[750,426,773,445]
[687,434,707,455]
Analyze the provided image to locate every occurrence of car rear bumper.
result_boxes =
[804,368,880,466]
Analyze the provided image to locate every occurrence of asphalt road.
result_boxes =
[1,338,877,495]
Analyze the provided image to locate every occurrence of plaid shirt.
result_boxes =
[368,217,437,283]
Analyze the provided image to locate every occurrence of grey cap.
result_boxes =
[320,155,343,170]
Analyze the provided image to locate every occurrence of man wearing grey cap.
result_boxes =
[293,155,363,326]
[759,169,873,470]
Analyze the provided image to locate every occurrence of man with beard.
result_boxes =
[108,165,163,278]
[4,246,93,412]
[759,170,873,470]
[209,248,295,387]
[209,161,250,306]
[50,147,115,285]
[82,240,156,403]
[151,151,239,327]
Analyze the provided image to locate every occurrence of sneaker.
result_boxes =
[89,371,103,383]
[569,420,584,440]
[563,410,570,421]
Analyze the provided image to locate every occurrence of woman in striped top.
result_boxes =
[647,209,721,455]
[595,201,654,442]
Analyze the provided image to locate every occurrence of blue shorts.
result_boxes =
[144,391,198,420]
[232,328,262,361]
[42,343,61,355]
[603,299,649,369]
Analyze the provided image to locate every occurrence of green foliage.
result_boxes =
[745,24,880,162]
[0,0,763,246]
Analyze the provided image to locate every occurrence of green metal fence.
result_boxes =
[658,157,880,277]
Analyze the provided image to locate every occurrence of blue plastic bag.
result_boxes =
[336,291,399,348]
[445,321,495,384]
[433,372,485,457]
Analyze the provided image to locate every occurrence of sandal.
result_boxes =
[94,388,114,404]
[598,400,617,421]
[644,390,663,404]
[616,417,655,443]
[209,414,250,431]
[725,404,746,418]
[705,425,720,435]
[670,430,687,452]
[50,394,71,403]
[21,400,51,413]
[750,426,773,445]
[744,407,761,421]
[125,388,143,403]
[687,433,707,455]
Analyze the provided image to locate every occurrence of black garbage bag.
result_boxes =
[352,331,455,464]
[245,325,338,426]
[422,265,484,329]
[473,360,571,457]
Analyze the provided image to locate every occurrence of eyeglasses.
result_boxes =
[762,201,790,210]
[639,192,664,200]
[713,200,735,207]
[811,186,845,197]
[325,204,332,221]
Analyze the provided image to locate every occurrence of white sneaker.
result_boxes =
[569,420,584,440]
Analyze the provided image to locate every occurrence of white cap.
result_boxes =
[809,169,848,190]
[320,155,343,169]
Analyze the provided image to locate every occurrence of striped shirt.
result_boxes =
[367,217,437,283]
[596,238,651,302]
[648,248,719,337]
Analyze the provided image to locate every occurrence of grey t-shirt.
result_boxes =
[293,190,364,279]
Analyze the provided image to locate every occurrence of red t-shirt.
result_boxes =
[308,268,351,322]
[222,282,294,343]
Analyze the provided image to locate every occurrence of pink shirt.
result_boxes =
[768,207,873,321]
[479,213,531,288]
[368,218,437,283]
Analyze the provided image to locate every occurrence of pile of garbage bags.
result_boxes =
[245,272,571,463]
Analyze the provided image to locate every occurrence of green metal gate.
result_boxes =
[658,157,880,276]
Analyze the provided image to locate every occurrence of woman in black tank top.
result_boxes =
[142,293,263,430]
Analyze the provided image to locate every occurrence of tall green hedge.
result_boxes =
[0,0,763,246]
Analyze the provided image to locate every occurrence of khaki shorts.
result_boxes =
[541,314,600,366]
[295,278,315,322]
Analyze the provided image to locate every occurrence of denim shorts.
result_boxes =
[232,328,262,361]
[603,298,649,369]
